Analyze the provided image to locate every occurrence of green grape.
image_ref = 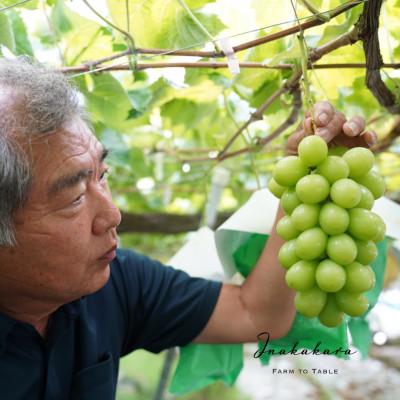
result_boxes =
[296,174,330,204]
[298,135,328,167]
[278,240,301,269]
[319,202,349,235]
[330,178,361,209]
[335,290,369,317]
[373,215,386,242]
[273,156,309,187]
[295,227,327,260]
[318,295,344,328]
[281,188,302,215]
[276,216,300,240]
[316,259,346,292]
[291,203,320,231]
[355,170,385,199]
[326,234,357,265]
[343,147,374,178]
[316,155,349,184]
[285,260,317,291]
[355,240,378,265]
[356,185,374,210]
[348,208,380,241]
[344,262,376,293]
[268,178,286,198]
[295,287,327,318]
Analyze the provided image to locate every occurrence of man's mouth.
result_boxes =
[98,245,117,262]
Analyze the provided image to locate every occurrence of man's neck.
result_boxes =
[0,294,58,339]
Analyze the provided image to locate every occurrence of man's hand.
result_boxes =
[286,101,377,155]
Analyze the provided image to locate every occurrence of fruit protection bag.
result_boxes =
[215,189,396,364]
[170,190,397,395]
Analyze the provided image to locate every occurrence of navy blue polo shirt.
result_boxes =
[0,248,222,400]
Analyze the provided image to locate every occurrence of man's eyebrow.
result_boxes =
[100,147,109,163]
[48,169,93,198]
[47,146,109,198]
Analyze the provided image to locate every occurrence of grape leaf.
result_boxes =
[82,74,133,132]
[9,10,33,56]
[0,0,38,10]
[0,13,15,53]
[107,0,224,48]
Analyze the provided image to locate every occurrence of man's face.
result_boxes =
[0,118,121,304]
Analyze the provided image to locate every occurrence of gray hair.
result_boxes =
[0,57,83,246]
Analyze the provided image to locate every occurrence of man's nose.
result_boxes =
[92,190,122,236]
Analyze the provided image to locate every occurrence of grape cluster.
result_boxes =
[268,136,386,328]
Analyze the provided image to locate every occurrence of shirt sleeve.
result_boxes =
[113,249,222,354]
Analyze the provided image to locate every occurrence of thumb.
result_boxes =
[286,117,314,155]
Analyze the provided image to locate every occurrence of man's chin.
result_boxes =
[85,263,111,295]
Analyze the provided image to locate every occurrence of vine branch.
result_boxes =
[61,61,400,73]
[357,0,400,114]
[66,0,363,73]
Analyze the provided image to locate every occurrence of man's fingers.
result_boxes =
[343,116,366,137]
[313,101,335,127]
[315,112,346,143]
[331,130,377,149]
[362,130,377,147]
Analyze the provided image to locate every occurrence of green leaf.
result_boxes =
[47,0,113,64]
[82,74,134,132]
[0,0,38,10]
[51,0,73,34]
[127,86,153,114]
[251,0,290,28]
[234,29,286,93]
[309,0,323,7]
[161,98,216,130]
[9,10,33,56]
[149,77,222,109]
[107,0,224,48]
[317,6,362,45]
[185,0,216,8]
[338,76,381,117]
[249,78,282,114]
[0,13,15,52]
[269,39,301,66]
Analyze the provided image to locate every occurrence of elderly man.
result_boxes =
[0,58,376,399]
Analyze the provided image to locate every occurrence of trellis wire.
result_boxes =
[0,0,33,12]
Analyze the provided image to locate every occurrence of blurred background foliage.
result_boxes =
[1,0,399,398]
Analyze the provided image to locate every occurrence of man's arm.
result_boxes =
[193,101,377,344]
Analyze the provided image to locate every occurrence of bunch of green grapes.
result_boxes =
[268,136,386,328]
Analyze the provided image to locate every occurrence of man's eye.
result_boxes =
[72,194,84,205]
[100,168,109,182]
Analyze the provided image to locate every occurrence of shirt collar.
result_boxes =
[0,297,84,352]
[0,313,17,353]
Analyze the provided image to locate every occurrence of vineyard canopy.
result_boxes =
[0,0,399,235]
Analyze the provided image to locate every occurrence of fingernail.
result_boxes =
[365,134,376,146]
[319,112,329,125]
[347,122,358,136]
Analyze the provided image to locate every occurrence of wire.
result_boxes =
[0,0,33,12]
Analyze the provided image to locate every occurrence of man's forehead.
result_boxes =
[31,118,100,160]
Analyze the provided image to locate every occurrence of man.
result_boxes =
[0,57,376,399]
